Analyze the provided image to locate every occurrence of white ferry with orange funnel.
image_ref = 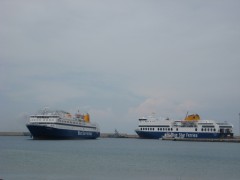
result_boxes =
[26,109,100,139]
[135,113,233,139]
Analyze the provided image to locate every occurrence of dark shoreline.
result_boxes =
[0,132,31,136]
[1,132,239,142]
[0,132,138,138]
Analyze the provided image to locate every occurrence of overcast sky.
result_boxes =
[1,0,240,134]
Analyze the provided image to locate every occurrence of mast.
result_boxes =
[185,111,189,119]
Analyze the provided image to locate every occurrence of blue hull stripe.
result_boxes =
[27,125,100,139]
[135,130,222,139]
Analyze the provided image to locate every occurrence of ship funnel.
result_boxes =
[84,113,90,123]
[184,114,200,121]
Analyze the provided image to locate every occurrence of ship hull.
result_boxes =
[26,124,100,140]
[135,130,232,139]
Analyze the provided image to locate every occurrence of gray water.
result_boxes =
[0,136,240,180]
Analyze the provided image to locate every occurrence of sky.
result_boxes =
[0,0,240,134]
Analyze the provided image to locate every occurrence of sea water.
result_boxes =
[0,136,240,180]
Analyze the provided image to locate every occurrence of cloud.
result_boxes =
[129,95,199,119]
[5,80,86,105]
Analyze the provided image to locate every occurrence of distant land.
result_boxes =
[0,132,138,138]
[0,132,31,136]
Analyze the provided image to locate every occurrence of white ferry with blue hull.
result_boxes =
[135,114,233,139]
[26,109,100,140]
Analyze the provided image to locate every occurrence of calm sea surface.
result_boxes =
[0,136,240,180]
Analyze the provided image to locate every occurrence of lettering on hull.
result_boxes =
[164,132,198,138]
[78,131,93,136]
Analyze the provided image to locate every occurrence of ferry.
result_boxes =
[135,113,233,139]
[26,109,100,139]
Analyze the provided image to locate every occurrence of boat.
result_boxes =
[107,129,128,138]
[135,113,233,139]
[26,109,100,139]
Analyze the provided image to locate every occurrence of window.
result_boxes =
[195,128,197,131]
[176,128,178,131]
